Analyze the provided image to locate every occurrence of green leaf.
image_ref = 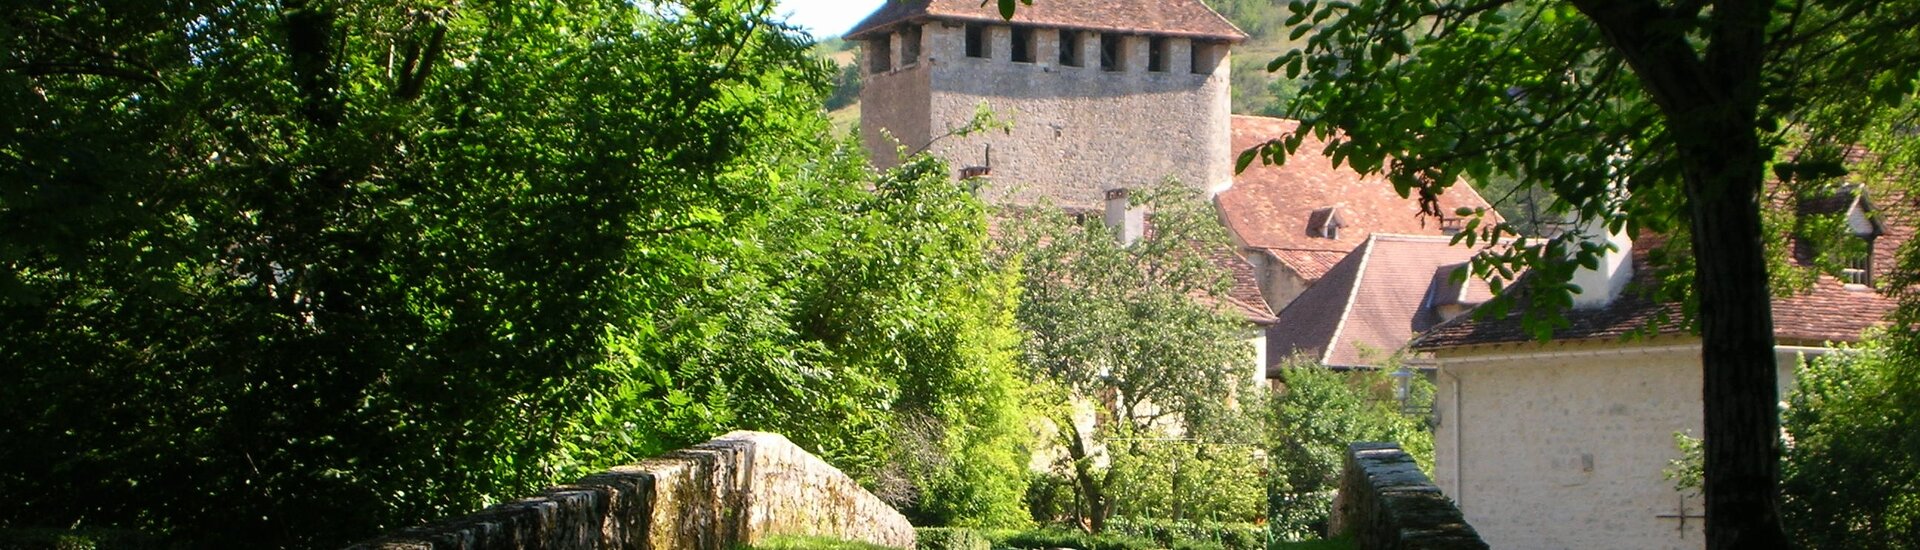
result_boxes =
[1236,147,1260,174]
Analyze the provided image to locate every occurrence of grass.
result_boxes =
[744,535,901,550]
[828,100,861,138]
[1268,535,1355,550]
[739,532,1353,550]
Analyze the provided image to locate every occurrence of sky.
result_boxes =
[776,0,888,38]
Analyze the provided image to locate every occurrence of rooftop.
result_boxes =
[1413,183,1916,351]
[1269,234,1492,369]
[846,0,1248,42]
[1218,116,1500,283]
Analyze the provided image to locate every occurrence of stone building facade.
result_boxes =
[848,0,1245,208]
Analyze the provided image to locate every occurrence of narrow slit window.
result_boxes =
[899,25,921,66]
[868,35,892,74]
[1058,30,1083,67]
[1101,34,1125,72]
[1011,26,1036,63]
[965,24,989,58]
[1147,36,1169,72]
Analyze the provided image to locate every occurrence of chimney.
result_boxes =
[1104,188,1145,246]
[1566,211,1633,309]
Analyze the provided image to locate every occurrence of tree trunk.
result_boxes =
[1065,417,1110,533]
[1568,0,1792,548]
[1678,122,1793,550]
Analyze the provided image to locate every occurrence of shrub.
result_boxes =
[987,527,1156,550]
[1104,518,1264,550]
[916,528,990,550]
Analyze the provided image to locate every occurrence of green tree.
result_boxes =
[993,182,1259,533]
[1242,2,1920,547]
[1,1,1032,545]
[1265,357,1433,540]
[1780,334,1920,549]
[988,1,1920,545]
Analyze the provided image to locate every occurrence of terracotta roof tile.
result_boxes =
[1218,116,1499,284]
[847,0,1247,42]
[1268,234,1490,369]
[1262,248,1347,282]
[1415,205,1913,350]
[1210,248,1278,325]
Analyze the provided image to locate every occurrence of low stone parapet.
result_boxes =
[1330,442,1486,550]
[348,431,915,550]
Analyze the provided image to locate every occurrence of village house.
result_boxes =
[1407,184,1915,549]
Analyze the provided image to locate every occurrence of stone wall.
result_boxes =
[860,21,1233,209]
[1330,442,1486,550]
[347,431,915,550]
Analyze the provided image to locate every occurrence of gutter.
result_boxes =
[1407,342,1841,367]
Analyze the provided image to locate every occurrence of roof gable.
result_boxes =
[1269,234,1489,369]
[846,0,1247,42]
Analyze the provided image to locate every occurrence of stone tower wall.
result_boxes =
[861,21,1233,209]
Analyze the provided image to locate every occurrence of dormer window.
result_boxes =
[1840,246,1873,286]
[1309,207,1346,240]
[965,24,990,59]
[1840,186,1883,287]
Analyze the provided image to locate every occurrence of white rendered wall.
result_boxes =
[1430,342,1801,550]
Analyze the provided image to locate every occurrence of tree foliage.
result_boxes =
[1246,1,1920,547]
[1265,357,1433,540]
[993,183,1257,532]
[1781,334,1920,549]
[1,0,1029,545]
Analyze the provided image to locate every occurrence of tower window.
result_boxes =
[1148,37,1169,72]
[868,35,892,74]
[899,24,921,66]
[965,24,989,58]
[1011,26,1036,63]
[1100,34,1125,72]
[1058,30,1083,67]
[1191,41,1220,74]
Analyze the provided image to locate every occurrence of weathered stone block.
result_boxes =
[347,432,914,550]
[1332,442,1487,550]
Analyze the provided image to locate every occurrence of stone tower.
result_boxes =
[847,0,1246,208]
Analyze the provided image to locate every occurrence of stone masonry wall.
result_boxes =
[347,431,914,550]
[860,21,1233,209]
[1330,442,1487,550]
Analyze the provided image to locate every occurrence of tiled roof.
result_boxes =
[846,0,1247,42]
[1218,116,1500,283]
[1262,248,1347,282]
[1413,187,1914,350]
[1268,234,1491,369]
[1210,248,1279,325]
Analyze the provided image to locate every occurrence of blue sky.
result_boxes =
[777,0,888,38]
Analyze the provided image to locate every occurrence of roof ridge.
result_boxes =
[1321,235,1378,365]
[1370,233,1461,243]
